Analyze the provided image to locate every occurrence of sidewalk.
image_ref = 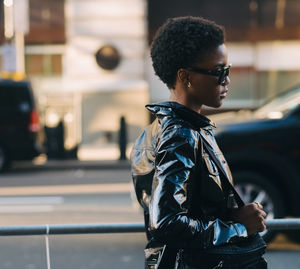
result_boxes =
[12,159,130,172]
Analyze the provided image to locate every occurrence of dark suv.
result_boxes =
[212,85,300,242]
[0,79,43,171]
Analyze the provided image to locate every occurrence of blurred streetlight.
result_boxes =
[2,0,29,80]
[4,0,14,39]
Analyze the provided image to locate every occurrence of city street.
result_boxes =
[0,162,299,268]
[1,0,300,268]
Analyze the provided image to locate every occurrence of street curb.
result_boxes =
[10,160,131,173]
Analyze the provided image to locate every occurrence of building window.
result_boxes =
[25,54,62,76]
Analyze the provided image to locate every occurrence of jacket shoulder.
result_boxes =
[131,118,160,175]
[158,117,200,151]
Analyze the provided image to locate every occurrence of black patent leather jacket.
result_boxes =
[130,102,247,266]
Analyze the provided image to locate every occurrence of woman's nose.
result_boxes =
[224,75,230,85]
[221,76,230,86]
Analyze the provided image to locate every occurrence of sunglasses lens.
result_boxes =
[226,67,230,76]
[218,67,230,85]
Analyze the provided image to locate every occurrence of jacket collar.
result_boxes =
[146,101,216,129]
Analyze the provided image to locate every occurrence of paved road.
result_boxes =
[0,165,146,268]
[0,164,299,268]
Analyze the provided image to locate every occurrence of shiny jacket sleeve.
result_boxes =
[148,125,247,248]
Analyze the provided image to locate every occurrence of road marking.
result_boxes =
[0,183,131,196]
[0,205,54,213]
[0,196,64,213]
[0,196,64,205]
[54,205,138,213]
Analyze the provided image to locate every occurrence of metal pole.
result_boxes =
[266,218,300,230]
[0,223,146,236]
[14,31,25,76]
[0,220,299,236]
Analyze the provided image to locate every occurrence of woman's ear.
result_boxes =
[177,69,189,85]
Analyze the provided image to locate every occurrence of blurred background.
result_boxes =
[1,1,300,268]
[1,0,300,162]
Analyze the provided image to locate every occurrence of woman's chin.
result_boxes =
[210,101,223,109]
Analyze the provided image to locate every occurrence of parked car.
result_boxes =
[212,84,300,243]
[0,79,44,172]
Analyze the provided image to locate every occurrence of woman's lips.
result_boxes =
[220,90,228,99]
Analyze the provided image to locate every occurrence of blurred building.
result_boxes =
[147,0,300,110]
[1,0,148,160]
[63,0,148,159]
[1,0,300,159]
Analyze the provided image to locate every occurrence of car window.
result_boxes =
[0,82,33,112]
[254,86,300,119]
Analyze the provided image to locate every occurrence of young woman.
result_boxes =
[131,16,267,269]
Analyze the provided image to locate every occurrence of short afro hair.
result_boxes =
[150,16,225,89]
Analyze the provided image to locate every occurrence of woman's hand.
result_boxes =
[230,203,267,236]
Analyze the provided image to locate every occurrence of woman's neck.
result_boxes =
[169,90,202,114]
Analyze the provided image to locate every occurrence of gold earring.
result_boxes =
[187,82,191,88]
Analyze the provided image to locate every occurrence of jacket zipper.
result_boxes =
[213,260,224,268]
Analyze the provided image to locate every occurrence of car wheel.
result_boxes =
[233,171,285,243]
[0,146,9,172]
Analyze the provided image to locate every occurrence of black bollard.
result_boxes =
[45,120,65,159]
[119,116,127,160]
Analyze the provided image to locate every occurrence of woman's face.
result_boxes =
[186,44,230,109]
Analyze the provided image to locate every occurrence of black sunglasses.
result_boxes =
[186,64,232,85]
